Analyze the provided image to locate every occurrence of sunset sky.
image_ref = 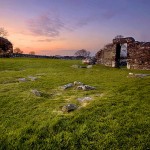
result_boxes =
[0,0,150,56]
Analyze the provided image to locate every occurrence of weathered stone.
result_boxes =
[96,37,150,70]
[61,83,74,90]
[77,97,92,102]
[74,81,83,86]
[128,73,150,78]
[113,37,135,44]
[87,65,93,68]
[28,76,37,81]
[134,74,150,78]
[82,57,96,65]
[18,78,27,82]
[84,85,96,90]
[129,72,134,75]
[31,89,41,97]
[76,85,84,90]
[77,85,96,91]
[62,104,77,112]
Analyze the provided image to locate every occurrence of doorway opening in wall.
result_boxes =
[120,43,127,67]
[115,43,127,68]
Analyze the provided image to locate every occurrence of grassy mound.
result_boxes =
[0,58,150,149]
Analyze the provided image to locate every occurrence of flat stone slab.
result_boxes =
[28,76,38,81]
[76,85,96,91]
[74,81,83,86]
[61,83,74,90]
[128,73,150,78]
[87,65,93,68]
[60,81,96,91]
[18,78,27,82]
[31,89,41,97]
[134,74,150,78]
[62,104,77,112]
[77,97,92,103]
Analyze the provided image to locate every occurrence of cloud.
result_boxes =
[37,39,54,42]
[27,14,64,37]
[102,10,117,20]
[75,7,125,29]
[76,15,98,27]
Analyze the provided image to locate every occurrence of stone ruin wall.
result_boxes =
[127,42,150,70]
[96,43,116,67]
[96,37,150,70]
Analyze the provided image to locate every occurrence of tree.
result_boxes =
[0,27,8,38]
[29,51,35,55]
[0,48,4,55]
[74,49,90,57]
[13,48,23,54]
[0,37,13,57]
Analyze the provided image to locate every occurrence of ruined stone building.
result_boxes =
[96,37,150,70]
[0,37,13,57]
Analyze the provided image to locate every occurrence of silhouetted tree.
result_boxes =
[0,27,8,38]
[0,37,13,57]
[75,49,90,57]
[13,48,23,54]
[29,51,35,55]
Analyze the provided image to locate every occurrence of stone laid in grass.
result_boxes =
[74,81,83,86]
[61,83,74,90]
[77,97,92,103]
[76,85,96,91]
[134,74,150,78]
[18,78,27,82]
[128,73,150,78]
[87,65,93,69]
[28,76,38,81]
[62,104,77,112]
[31,89,41,97]
[18,75,39,83]
[61,81,95,91]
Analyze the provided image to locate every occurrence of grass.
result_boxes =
[0,58,150,150]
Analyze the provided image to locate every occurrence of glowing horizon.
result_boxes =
[1,0,150,56]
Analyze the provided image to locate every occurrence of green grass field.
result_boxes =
[0,58,150,150]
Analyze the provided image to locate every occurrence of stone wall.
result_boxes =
[96,37,150,70]
[127,42,150,70]
[96,43,116,67]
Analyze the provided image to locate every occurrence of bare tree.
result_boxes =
[0,27,8,38]
[29,51,35,55]
[13,48,23,54]
[75,49,90,57]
